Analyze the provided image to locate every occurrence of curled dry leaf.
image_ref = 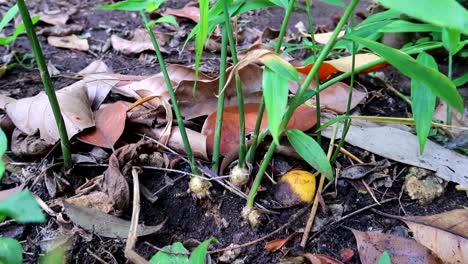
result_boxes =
[37,12,69,26]
[163,5,200,23]
[302,253,344,264]
[78,60,112,75]
[265,232,298,252]
[47,35,89,51]
[352,229,443,264]
[296,53,386,81]
[111,29,169,55]
[202,103,317,155]
[76,102,128,148]
[64,203,164,238]
[402,209,468,264]
[102,141,157,214]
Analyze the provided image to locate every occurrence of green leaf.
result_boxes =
[0,190,45,223]
[442,28,463,55]
[359,9,400,26]
[377,251,392,264]
[0,4,18,33]
[189,237,217,264]
[379,20,442,33]
[411,52,437,154]
[320,0,345,8]
[0,129,6,180]
[374,0,468,34]
[39,244,68,264]
[269,0,288,8]
[0,16,40,46]
[349,36,464,113]
[262,56,300,82]
[453,73,468,87]
[315,115,349,132]
[0,238,22,264]
[146,15,179,29]
[286,129,333,180]
[193,0,210,93]
[97,0,165,12]
[149,242,189,264]
[263,68,289,145]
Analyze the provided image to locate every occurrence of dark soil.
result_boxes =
[1,0,467,264]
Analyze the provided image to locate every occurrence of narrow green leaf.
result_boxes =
[269,0,288,8]
[379,20,441,33]
[377,251,392,264]
[286,129,333,180]
[442,28,463,55]
[0,16,40,46]
[262,56,300,82]
[374,0,468,34]
[0,190,45,223]
[0,238,22,264]
[315,115,349,132]
[97,0,165,12]
[453,73,468,87]
[0,4,18,33]
[359,9,400,26]
[411,52,437,154]
[0,129,7,180]
[193,0,210,93]
[189,237,218,264]
[149,242,189,264]
[263,68,289,145]
[146,15,179,29]
[320,0,345,8]
[39,244,68,264]
[349,36,464,113]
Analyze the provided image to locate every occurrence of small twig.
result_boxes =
[124,168,149,264]
[86,249,109,264]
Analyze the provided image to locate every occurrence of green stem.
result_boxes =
[446,53,453,125]
[222,0,246,168]
[246,0,296,164]
[141,11,199,175]
[246,0,359,209]
[331,17,356,162]
[305,0,321,145]
[17,0,72,169]
[212,26,228,173]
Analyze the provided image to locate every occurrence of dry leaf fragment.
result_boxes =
[302,253,344,264]
[38,12,69,26]
[163,6,200,23]
[403,209,468,264]
[78,60,112,75]
[65,191,114,214]
[47,35,89,51]
[265,232,298,252]
[304,82,367,114]
[352,229,443,264]
[77,102,128,148]
[111,29,169,55]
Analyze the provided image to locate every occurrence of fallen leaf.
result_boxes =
[64,202,164,238]
[47,35,89,51]
[402,209,468,264]
[314,31,345,45]
[78,60,112,75]
[265,232,298,252]
[163,5,200,23]
[77,102,128,148]
[4,83,94,144]
[296,53,386,81]
[339,248,354,262]
[202,103,317,155]
[302,253,344,264]
[38,12,69,26]
[65,191,114,214]
[10,129,50,156]
[111,29,169,55]
[433,101,467,136]
[352,229,443,264]
[321,116,468,186]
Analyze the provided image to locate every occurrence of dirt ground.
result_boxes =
[0,0,467,263]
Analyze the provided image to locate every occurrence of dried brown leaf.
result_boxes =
[78,60,112,75]
[265,232,298,252]
[111,29,169,55]
[47,35,89,51]
[163,5,200,23]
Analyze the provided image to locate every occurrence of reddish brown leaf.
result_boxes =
[403,209,468,264]
[352,229,443,264]
[202,103,317,155]
[265,232,298,252]
[302,253,344,264]
[339,248,354,262]
[77,102,128,148]
[163,5,200,23]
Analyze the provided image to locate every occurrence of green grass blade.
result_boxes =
[375,0,468,34]
[442,28,463,55]
[146,15,179,28]
[377,251,391,264]
[453,73,468,87]
[0,190,45,223]
[411,52,437,154]
[286,129,333,180]
[359,9,400,26]
[0,129,6,180]
[189,237,218,264]
[379,20,442,33]
[0,238,23,264]
[0,4,18,32]
[149,242,189,264]
[262,56,300,82]
[193,0,209,93]
[349,36,464,113]
[263,68,289,145]
[320,0,345,8]
[97,0,165,12]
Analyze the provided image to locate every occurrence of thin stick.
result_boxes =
[86,249,109,264]
[300,123,338,247]
[124,168,149,264]
[17,0,72,169]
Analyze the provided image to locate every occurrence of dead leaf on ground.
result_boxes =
[433,101,467,136]
[65,191,114,214]
[111,29,170,55]
[37,12,69,26]
[64,203,164,238]
[339,248,354,262]
[302,253,344,264]
[10,129,50,156]
[163,5,200,23]
[202,103,317,155]
[352,229,443,264]
[78,60,112,75]
[77,102,128,148]
[265,232,298,252]
[321,116,468,186]
[47,35,89,51]
[402,209,468,264]
[296,53,386,81]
